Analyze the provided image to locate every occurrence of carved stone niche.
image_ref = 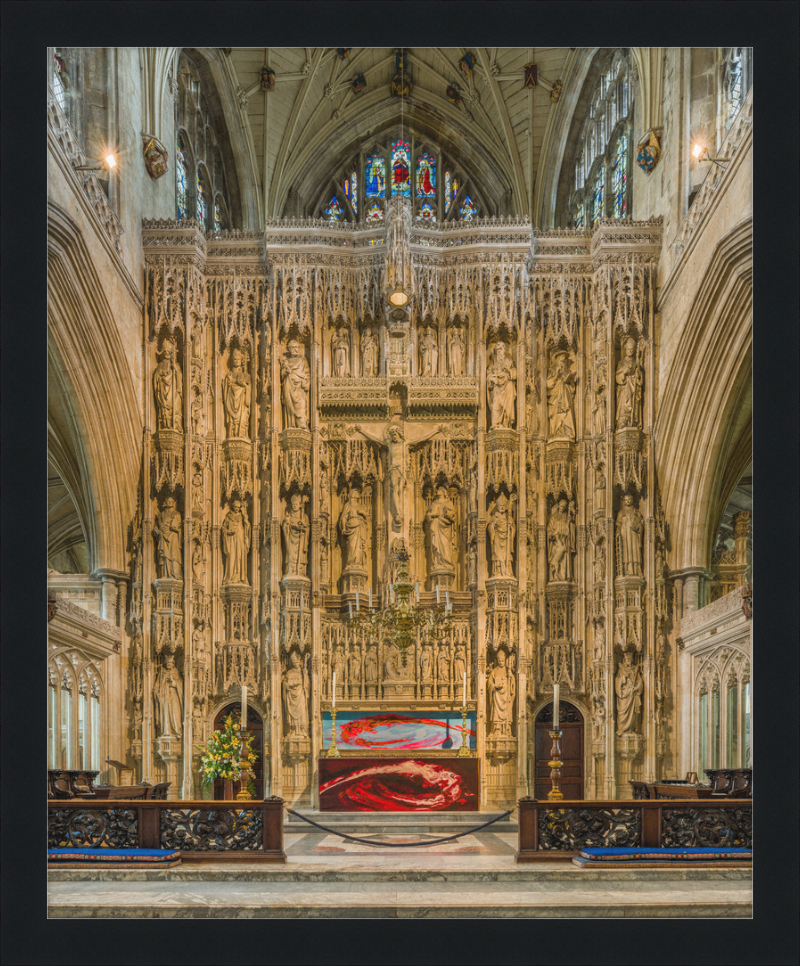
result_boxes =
[545,440,577,501]
[614,428,644,493]
[280,428,312,491]
[613,577,644,651]
[221,440,253,500]
[153,430,184,491]
[221,583,252,642]
[408,376,479,420]
[152,578,184,653]
[485,430,519,494]
[319,377,389,419]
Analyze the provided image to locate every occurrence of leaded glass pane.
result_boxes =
[418,202,436,222]
[196,172,207,226]
[574,203,585,230]
[590,169,604,225]
[365,153,385,198]
[53,53,67,111]
[611,133,628,218]
[366,202,384,222]
[459,195,478,220]
[176,139,188,221]
[416,152,436,197]
[350,171,357,215]
[391,139,411,197]
[324,196,344,222]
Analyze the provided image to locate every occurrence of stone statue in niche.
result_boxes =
[332,644,346,685]
[222,348,251,440]
[383,644,402,680]
[153,338,183,432]
[191,389,205,436]
[360,326,379,377]
[547,498,576,582]
[153,653,184,737]
[419,325,439,376]
[281,493,309,577]
[486,342,517,429]
[221,499,251,584]
[365,647,378,688]
[615,337,643,430]
[468,457,478,515]
[420,646,433,684]
[332,327,350,377]
[154,496,183,579]
[487,650,515,737]
[592,388,606,437]
[546,349,576,440]
[437,646,451,685]
[280,340,310,430]
[282,650,309,738]
[425,486,457,575]
[468,542,477,586]
[319,461,331,518]
[615,651,643,735]
[191,541,206,587]
[349,651,362,691]
[593,539,606,584]
[487,493,516,577]
[594,464,606,512]
[454,644,467,694]
[191,467,204,514]
[338,486,370,572]
[616,494,644,577]
[447,325,464,376]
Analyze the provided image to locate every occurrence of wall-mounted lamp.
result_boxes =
[387,284,410,308]
[74,154,117,172]
[691,144,729,170]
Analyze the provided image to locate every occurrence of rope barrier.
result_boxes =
[285,807,513,847]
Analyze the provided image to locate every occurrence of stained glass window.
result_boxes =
[324,196,344,222]
[611,132,628,218]
[365,153,385,198]
[590,169,604,226]
[366,202,384,222]
[176,137,188,221]
[196,171,207,227]
[416,152,436,197]
[444,172,460,211]
[390,140,411,197]
[350,171,357,214]
[53,52,67,111]
[419,202,436,222]
[458,195,478,220]
[214,199,227,232]
[574,204,585,230]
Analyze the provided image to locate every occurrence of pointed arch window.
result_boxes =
[390,139,411,197]
[176,135,189,221]
[590,169,604,226]
[611,132,628,218]
[196,170,208,227]
[416,152,436,197]
[52,51,67,112]
[365,153,386,198]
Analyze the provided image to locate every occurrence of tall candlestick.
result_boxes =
[390,585,394,604]
[348,601,353,619]
[369,587,372,608]
[436,584,440,605]
[356,590,360,611]
[416,582,420,604]
[446,590,450,610]
[332,673,336,707]
[241,685,248,730]
[553,683,560,727]
[463,671,467,705]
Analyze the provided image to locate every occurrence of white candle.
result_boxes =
[332,673,336,707]
[446,590,450,610]
[390,585,395,604]
[436,584,440,605]
[348,601,353,619]
[463,671,467,705]
[369,587,372,608]
[416,582,420,604]
[241,685,248,731]
[553,683,560,727]
[356,590,360,611]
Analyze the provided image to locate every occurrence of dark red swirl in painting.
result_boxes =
[337,714,476,750]
[318,759,478,811]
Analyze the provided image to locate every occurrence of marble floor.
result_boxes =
[48,832,752,918]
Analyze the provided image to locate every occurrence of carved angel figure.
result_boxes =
[153,339,183,431]
[283,650,309,737]
[615,337,643,429]
[282,493,309,577]
[222,348,251,440]
[546,349,576,440]
[486,342,517,429]
[280,340,310,430]
[154,496,183,579]
[221,499,251,584]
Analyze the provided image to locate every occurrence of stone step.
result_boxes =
[47,875,752,918]
[284,809,517,834]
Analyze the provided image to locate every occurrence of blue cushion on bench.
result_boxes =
[578,847,752,861]
[48,848,181,863]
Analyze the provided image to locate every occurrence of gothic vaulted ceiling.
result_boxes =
[219,47,574,219]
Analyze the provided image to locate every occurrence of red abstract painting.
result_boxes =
[318,757,480,811]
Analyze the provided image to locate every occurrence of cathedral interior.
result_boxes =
[43,44,756,818]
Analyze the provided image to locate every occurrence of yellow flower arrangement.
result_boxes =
[197,712,257,797]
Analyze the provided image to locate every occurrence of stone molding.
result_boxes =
[48,594,123,650]
[677,586,749,649]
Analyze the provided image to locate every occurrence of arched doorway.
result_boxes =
[534,702,584,800]
[212,704,264,800]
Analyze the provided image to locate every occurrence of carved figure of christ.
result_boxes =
[352,418,445,531]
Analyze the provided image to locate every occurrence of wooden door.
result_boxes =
[213,704,264,800]
[534,702,584,800]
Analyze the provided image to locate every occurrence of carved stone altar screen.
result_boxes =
[132,205,670,806]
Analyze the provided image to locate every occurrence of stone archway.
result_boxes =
[212,703,265,800]
[533,702,584,800]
